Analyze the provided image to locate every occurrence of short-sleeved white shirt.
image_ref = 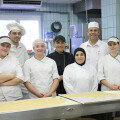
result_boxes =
[80,40,109,70]
[23,56,59,98]
[98,54,120,91]
[0,55,24,101]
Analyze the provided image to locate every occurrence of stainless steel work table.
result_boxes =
[0,91,120,120]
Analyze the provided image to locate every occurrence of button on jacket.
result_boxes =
[63,63,98,94]
[23,57,59,99]
[0,55,24,101]
[98,54,120,91]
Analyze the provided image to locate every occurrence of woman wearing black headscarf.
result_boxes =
[63,48,98,94]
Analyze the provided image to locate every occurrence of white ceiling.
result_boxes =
[42,0,82,4]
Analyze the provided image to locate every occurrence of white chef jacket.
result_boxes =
[63,62,98,94]
[23,56,59,99]
[9,42,29,93]
[80,40,109,70]
[0,55,24,102]
[98,54,120,91]
[9,42,29,68]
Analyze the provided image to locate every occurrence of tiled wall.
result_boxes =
[41,3,77,45]
[101,0,120,43]
[0,3,101,46]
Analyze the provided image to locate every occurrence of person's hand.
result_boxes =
[118,86,120,90]
[42,93,52,97]
[59,75,63,82]
[110,84,119,90]
[38,93,44,98]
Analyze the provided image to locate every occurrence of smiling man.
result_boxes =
[7,22,29,99]
[80,21,109,70]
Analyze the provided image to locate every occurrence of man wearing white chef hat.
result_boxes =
[7,22,29,99]
[80,21,109,71]
[80,21,109,120]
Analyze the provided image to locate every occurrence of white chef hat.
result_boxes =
[7,22,26,36]
[88,21,99,29]
[108,37,119,43]
[0,36,12,45]
[32,39,46,47]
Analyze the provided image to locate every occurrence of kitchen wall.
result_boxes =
[101,0,120,42]
[0,2,101,45]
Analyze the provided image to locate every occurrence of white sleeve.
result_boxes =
[97,57,106,83]
[52,61,59,79]
[15,58,24,81]
[23,60,31,82]
[63,66,75,94]
[24,47,29,62]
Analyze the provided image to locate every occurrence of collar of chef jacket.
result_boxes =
[0,54,9,61]
[87,39,101,47]
[11,42,22,48]
[55,50,65,55]
[34,56,47,63]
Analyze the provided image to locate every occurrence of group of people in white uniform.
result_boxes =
[0,21,120,104]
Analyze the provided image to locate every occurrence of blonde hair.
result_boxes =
[32,39,46,47]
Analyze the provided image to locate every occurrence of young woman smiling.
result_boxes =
[63,48,98,94]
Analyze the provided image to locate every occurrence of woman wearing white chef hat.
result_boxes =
[0,36,24,102]
[23,39,59,98]
[98,36,120,91]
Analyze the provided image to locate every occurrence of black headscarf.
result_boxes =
[74,48,86,66]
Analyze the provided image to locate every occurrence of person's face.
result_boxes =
[54,39,66,53]
[87,27,100,41]
[108,42,119,53]
[33,42,46,55]
[75,51,85,64]
[0,43,11,58]
[8,30,22,44]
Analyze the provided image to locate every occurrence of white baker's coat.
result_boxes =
[0,55,24,101]
[63,63,98,94]
[23,56,59,98]
[98,54,120,91]
[80,40,109,70]
[9,42,29,94]
[9,43,29,68]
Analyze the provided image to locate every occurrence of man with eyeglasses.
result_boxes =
[7,22,29,99]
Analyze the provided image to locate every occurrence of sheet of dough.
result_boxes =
[0,96,78,114]
[60,91,120,104]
